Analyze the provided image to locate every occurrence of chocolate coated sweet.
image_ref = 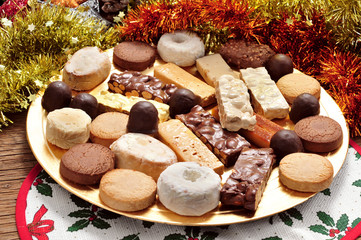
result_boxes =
[127,101,159,134]
[220,148,276,211]
[270,129,304,161]
[168,88,200,118]
[265,54,293,82]
[41,81,72,112]
[176,105,250,166]
[289,93,320,123]
[108,71,178,103]
[69,93,98,119]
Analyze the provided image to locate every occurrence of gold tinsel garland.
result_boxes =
[0,3,120,130]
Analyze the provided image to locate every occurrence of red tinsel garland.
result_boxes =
[0,0,28,19]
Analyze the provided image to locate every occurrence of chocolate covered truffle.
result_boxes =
[127,101,158,134]
[168,88,199,118]
[265,54,293,82]
[69,93,98,119]
[41,81,72,112]
[289,93,320,123]
[270,129,304,161]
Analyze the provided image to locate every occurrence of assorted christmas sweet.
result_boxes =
[0,0,356,218]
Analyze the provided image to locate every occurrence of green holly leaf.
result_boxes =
[67,219,90,232]
[37,170,48,179]
[142,221,154,228]
[92,218,111,229]
[70,194,91,208]
[286,208,303,221]
[336,214,349,231]
[279,212,293,226]
[185,226,200,238]
[164,233,186,240]
[321,188,331,196]
[337,235,344,240]
[97,209,120,219]
[45,176,56,184]
[317,211,334,227]
[200,231,219,240]
[351,217,361,227]
[309,224,329,235]
[352,179,361,187]
[68,209,93,218]
[218,225,229,229]
[121,234,140,240]
[262,237,282,240]
[36,183,52,197]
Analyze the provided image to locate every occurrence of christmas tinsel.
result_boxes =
[0,2,120,130]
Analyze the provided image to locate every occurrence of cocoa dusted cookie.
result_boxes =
[60,143,115,185]
[218,39,275,69]
[113,41,156,71]
[294,115,343,153]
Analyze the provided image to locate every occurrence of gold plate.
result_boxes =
[26,53,349,226]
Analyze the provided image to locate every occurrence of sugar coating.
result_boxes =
[215,74,256,131]
[241,67,289,120]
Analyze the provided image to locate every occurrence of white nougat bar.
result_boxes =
[241,67,289,120]
[215,74,256,131]
[196,53,240,87]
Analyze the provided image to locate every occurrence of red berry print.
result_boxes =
[33,182,38,186]
[36,178,43,184]
[89,215,97,221]
[91,205,98,212]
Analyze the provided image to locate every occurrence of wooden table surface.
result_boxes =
[1,111,361,240]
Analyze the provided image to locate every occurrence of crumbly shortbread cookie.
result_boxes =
[157,162,221,216]
[276,73,321,104]
[99,169,157,212]
[63,47,111,91]
[90,112,129,148]
[110,133,177,181]
[46,107,91,149]
[279,152,334,192]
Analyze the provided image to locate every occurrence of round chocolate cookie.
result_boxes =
[294,115,343,153]
[270,129,304,161]
[60,143,115,185]
[218,39,275,69]
[113,41,156,71]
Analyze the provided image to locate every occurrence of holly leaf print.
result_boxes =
[37,170,48,179]
[309,224,329,235]
[97,209,120,219]
[92,218,111,229]
[355,151,361,160]
[70,194,92,208]
[321,188,331,196]
[279,212,293,226]
[164,233,186,240]
[262,237,282,240]
[317,211,334,227]
[185,226,200,238]
[218,225,229,229]
[337,234,345,240]
[352,217,361,228]
[68,209,93,218]
[336,214,349,231]
[352,179,361,187]
[201,231,219,240]
[286,208,303,221]
[45,176,56,184]
[142,221,154,228]
[36,183,53,197]
[67,219,90,232]
[122,234,140,240]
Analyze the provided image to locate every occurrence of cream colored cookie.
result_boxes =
[99,169,157,212]
[276,73,320,104]
[63,46,111,91]
[46,108,91,149]
[90,112,129,148]
[110,133,177,181]
[279,153,333,192]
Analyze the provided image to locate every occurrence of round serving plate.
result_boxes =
[26,52,349,226]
